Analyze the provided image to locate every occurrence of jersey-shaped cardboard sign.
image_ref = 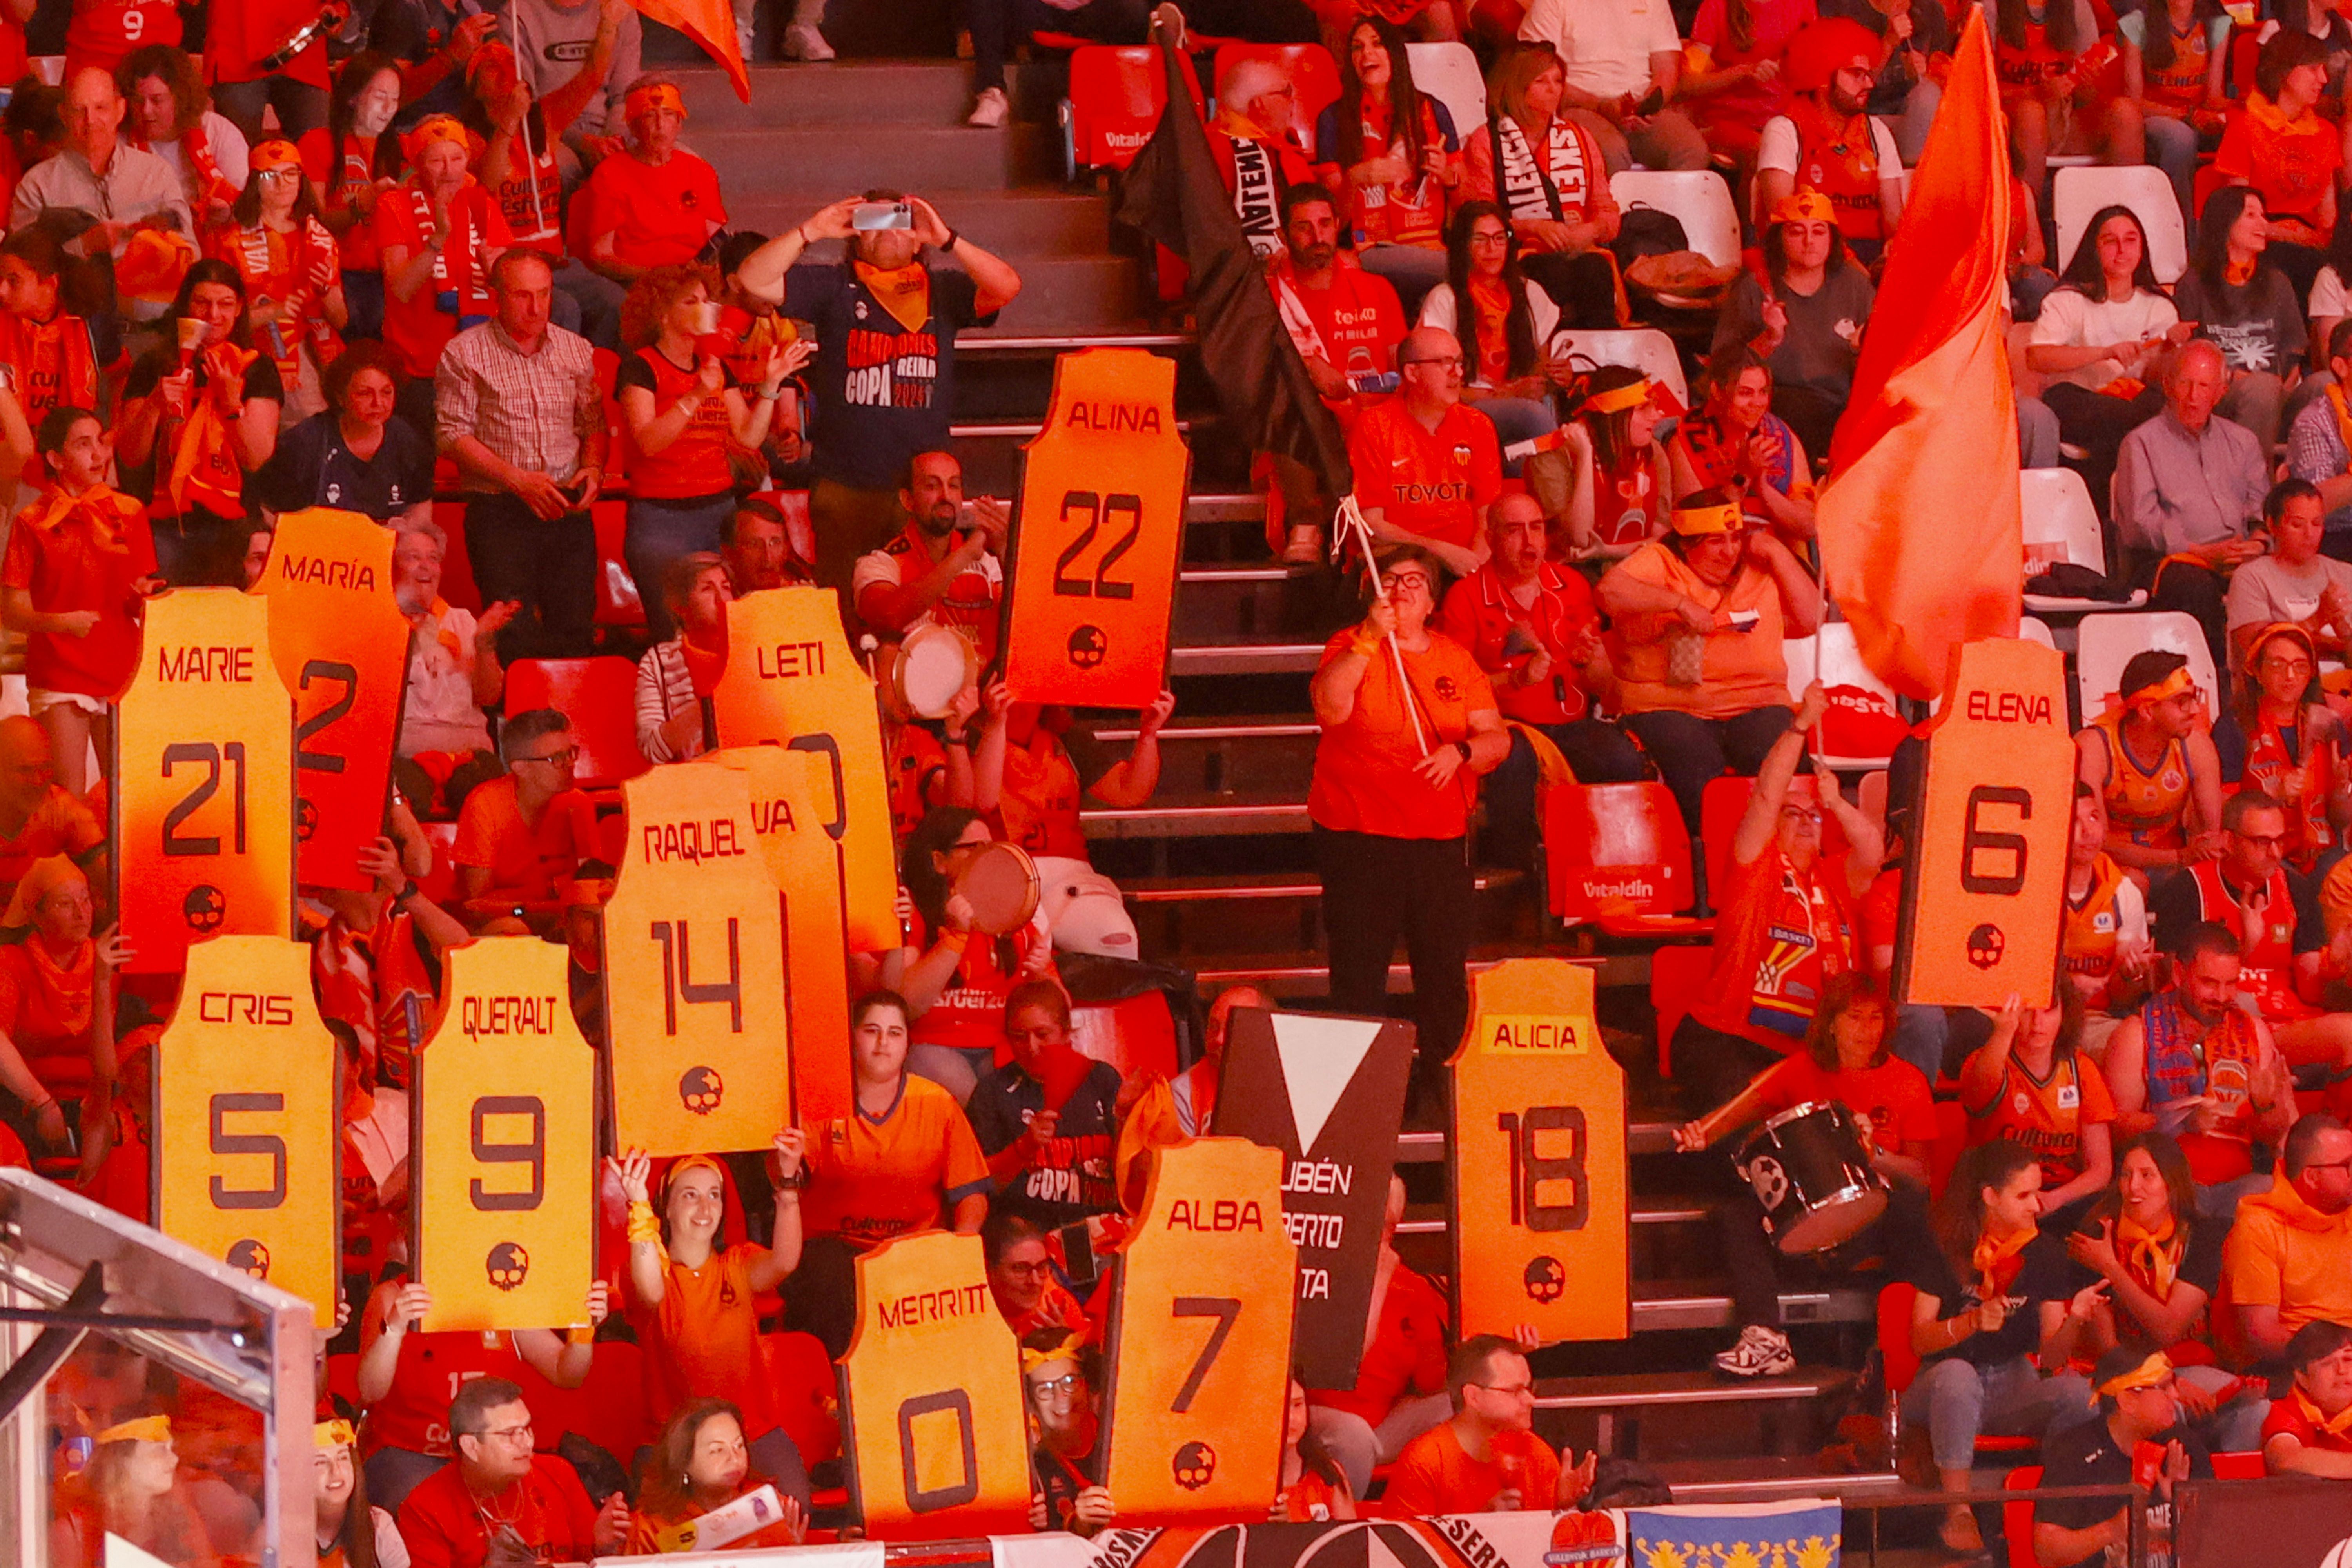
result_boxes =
[1895,637,2074,1009]
[838,1230,1030,1540]
[249,507,411,891]
[604,764,791,1154]
[1102,1136,1294,1521]
[152,936,338,1326]
[708,745,853,1125]
[412,937,595,1334]
[1002,347,1190,711]
[708,588,897,953]
[1209,1008,1414,1389]
[1450,960,1629,1341]
[114,587,294,973]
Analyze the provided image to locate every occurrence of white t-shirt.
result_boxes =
[850,538,1004,636]
[2029,286,2181,349]
[1756,114,1902,178]
[1416,279,1563,387]
[2312,265,2350,325]
[155,111,250,206]
[1519,0,1682,102]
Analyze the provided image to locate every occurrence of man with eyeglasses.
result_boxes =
[1207,56,1318,263]
[1345,326,1501,579]
[396,1375,629,1567]
[2224,1113,2352,1359]
[1383,1335,1596,1516]
[451,707,601,934]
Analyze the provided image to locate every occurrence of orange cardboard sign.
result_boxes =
[708,745,854,1125]
[838,1230,1030,1540]
[1003,348,1190,711]
[412,937,595,1333]
[1450,960,1629,1342]
[604,764,792,1154]
[152,936,338,1327]
[113,588,295,973]
[1102,1136,1294,1520]
[707,588,897,952]
[1895,637,2075,1009]
[249,507,412,891]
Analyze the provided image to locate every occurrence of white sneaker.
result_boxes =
[1713,1324,1795,1379]
[967,87,1008,128]
[783,22,833,59]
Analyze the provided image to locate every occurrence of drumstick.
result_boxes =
[1338,494,1433,757]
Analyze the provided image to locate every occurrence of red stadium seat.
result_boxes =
[1210,43,1341,154]
[760,1331,843,1467]
[2001,1465,2044,1568]
[2229,29,2257,98]
[2211,1451,2265,1480]
[1649,944,1713,1078]
[504,657,650,789]
[435,497,483,612]
[1929,1099,1967,1199]
[323,1352,360,1410]
[415,820,460,902]
[525,1339,650,1463]
[1881,1283,2034,1454]
[1699,773,1853,917]
[590,499,647,631]
[1543,781,1708,935]
[1066,46,1185,173]
[1070,990,1181,1084]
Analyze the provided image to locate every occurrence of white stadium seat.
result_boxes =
[1404,42,1485,151]
[2052,164,2188,285]
[1553,328,1688,409]
[2021,467,2145,615]
[1608,170,1741,269]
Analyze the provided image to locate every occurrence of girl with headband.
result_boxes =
[209,138,347,423]
[51,1414,216,1568]
[1538,366,1671,565]
[314,1417,407,1568]
[1022,1328,1115,1536]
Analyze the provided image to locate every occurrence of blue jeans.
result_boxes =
[626,493,733,642]
[1470,395,1559,475]
[1901,1354,2096,1472]
[2144,112,2201,224]
[1487,720,1646,868]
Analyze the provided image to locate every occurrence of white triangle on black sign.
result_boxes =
[1270,1013,1386,1154]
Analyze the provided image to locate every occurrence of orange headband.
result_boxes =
[1583,377,1653,416]
[98,1415,172,1445]
[315,1418,356,1449]
[1022,1332,1086,1376]
[662,1153,726,1200]
[2246,621,2318,673]
[404,114,470,162]
[2125,666,2196,707]
[250,139,302,172]
[2093,1350,2173,1403]
[626,82,686,121]
[1671,500,1742,537]
[1770,189,1837,227]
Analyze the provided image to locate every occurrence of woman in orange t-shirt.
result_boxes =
[0,856,119,1176]
[2208,30,2340,300]
[614,1143,813,1510]
[628,1399,809,1553]
[1309,543,1507,1097]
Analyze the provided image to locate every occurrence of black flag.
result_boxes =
[1114,10,1353,503]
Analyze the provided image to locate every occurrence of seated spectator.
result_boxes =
[11,69,191,270]
[2216,623,2348,871]
[2174,185,2307,454]
[722,496,811,594]
[2223,1112,2352,1361]
[1819,0,1945,163]
[1279,1376,1359,1522]
[1439,491,1643,868]
[635,552,732,765]
[1382,1335,1598,1515]
[396,1377,628,1566]
[0,407,157,800]
[1533,367,1671,563]
[1666,685,1880,1104]
[1205,55,1320,263]
[2232,483,2352,664]
[2062,783,2155,1060]
[0,717,103,916]
[1416,205,1566,459]
[2076,650,2226,885]
[966,978,1122,1230]
[1675,973,1933,1380]
[1025,1329,1114,1536]
[612,1143,813,1505]
[119,45,244,232]
[0,227,102,436]
[853,450,1005,664]
[963,0,1137,125]
[2034,1346,2210,1568]
[314,1420,407,1568]
[1754,18,1906,262]
[2264,1318,2352,1475]
[2114,342,2269,670]
[1990,0,2131,207]
[467,29,626,347]
[2026,206,2180,510]
[1593,492,1822,835]
[1681,0,1810,182]
[0,856,118,1178]
[2066,1132,2270,1453]
[2287,332,2352,545]
[1668,351,1816,543]
[617,263,799,641]
[1891,1140,2100,1555]
[48,1415,214,1568]
[300,51,404,342]
[1114,984,1269,1203]
[1314,18,1460,314]
[1514,0,1708,173]
[1712,190,1874,461]
[377,114,510,437]
[983,1210,1092,1341]
[628,1400,807,1553]
[390,517,510,818]
[364,0,498,128]
[897,808,1056,1095]
[451,708,601,933]
[259,340,434,523]
[2115,0,2230,223]
[2208,32,2339,304]
[1960,991,2116,1224]
[1345,326,1503,576]
[1459,44,1620,326]
[209,139,347,423]
[582,76,723,289]
[1301,1175,1450,1496]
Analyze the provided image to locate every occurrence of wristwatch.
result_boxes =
[1452,739,1472,763]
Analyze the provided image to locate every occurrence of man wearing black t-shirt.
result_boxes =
[2035,1347,2212,1568]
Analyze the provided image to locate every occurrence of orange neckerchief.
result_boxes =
[1972,1223,2035,1301]
[2116,1211,2183,1301]
[1466,273,1513,388]
[426,597,465,660]
[17,481,139,549]
[2225,255,2257,287]
[166,341,260,520]
[2296,1386,2352,1439]
[853,260,931,334]
[2245,88,2316,136]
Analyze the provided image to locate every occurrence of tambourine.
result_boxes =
[262,0,354,71]
[953,842,1040,936]
[893,622,980,720]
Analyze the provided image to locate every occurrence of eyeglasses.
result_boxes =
[1468,230,1510,247]
[1472,1380,1535,1399]
[1028,1374,1082,1401]
[1402,355,1465,370]
[477,1421,534,1444]
[1381,570,1435,595]
[518,747,579,769]
[998,1259,1054,1278]
[2263,658,2316,675]
[2303,1157,2352,1173]
[256,167,300,185]
[2236,832,2290,851]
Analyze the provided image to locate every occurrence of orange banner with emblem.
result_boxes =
[708,588,897,953]
[604,764,791,1154]
[412,937,595,1334]
[708,745,854,1125]
[839,1230,1031,1540]
[114,588,294,974]
[1894,637,2074,1009]
[1450,959,1628,1342]
[249,507,412,891]
[1102,1136,1293,1520]
[1003,348,1191,711]
[153,935,338,1327]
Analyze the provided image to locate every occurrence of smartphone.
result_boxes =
[851,201,913,232]
[1054,1220,1099,1285]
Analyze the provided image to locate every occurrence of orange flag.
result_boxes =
[627,0,749,100]
[1817,9,2020,701]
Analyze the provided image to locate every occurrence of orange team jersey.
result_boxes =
[205,0,332,87]
[1993,15,2082,98]
[797,1073,991,1250]
[1784,97,1885,242]
[1753,1053,1938,1158]
[1861,865,1902,964]
[298,129,387,271]
[2181,858,2318,1022]
[1321,96,1454,249]
[1276,253,1406,418]
[1306,629,1497,842]
[1281,1466,1352,1522]
[904,907,1053,1058]
[450,777,602,906]
[2243,710,2337,871]
[629,1241,780,1439]
[64,0,181,76]
[0,309,100,429]
[997,727,1086,860]
[487,113,566,258]
[887,722,949,840]
[1382,1422,1560,1517]
[1591,448,1663,550]
[373,178,510,381]
[1,486,154,701]
[2062,853,2134,1011]
[583,148,728,272]
[855,525,1003,665]
[397,1452,599,1568]
[1690,847,1858,1052]
[1963,1049,2117,1191]
[2214,94,2343,231]
[0,788,102,914]
[1606,541,1793,720]
[615,346,737,500]
[360,1324,528,1457]
[1437,560,1600,727]
[2091,710,2192,853]
[1345,395,1503,550]
[2137,13,2217,116]
[1308,1262,1449,1426]
[0,938,96,1098]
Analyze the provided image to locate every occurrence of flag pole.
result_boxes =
[1336,494,1432,756]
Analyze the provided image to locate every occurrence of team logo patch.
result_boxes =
[1451,443,1472,465]
[225,1238,270,1280]
[1067,625,1107,668]
[183,884,227,932]
[486,1240,531,1291]
[2160,769,2185,790]
[1171,1440,1217,1490]
[1433,675,1460,702]
[1966,923,2005,970]
[1524,1254,1565,1303]
[2057,1083,2079,1109]
[679,1064,724,1114]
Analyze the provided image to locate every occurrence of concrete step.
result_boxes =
[1078,793,1308,838]
[1193,949,1652,1002]
[1630,1279,1879,1333]
[1122,864,1523,956]
[1532,1367,1857,1412]
[1168,642,1323,676]
[1394,1198,1707,1237]
[690,123,1061,195]
[730,189,1112,253]
[1393,1110,1673,1165]
[668,60,1069,128]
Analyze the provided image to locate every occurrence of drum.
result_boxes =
[953,842,1040,935]
[1733,1100,1887,1254]
[893,622,979,719]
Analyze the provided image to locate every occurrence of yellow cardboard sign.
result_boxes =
[707,588,897,953]
[839,1230,1031,1540]
[1003,348,1191,710]
[709,745,854,1126]
[412,937,595,1333]
[1102,1136,1294,1520]
[152,936,338,1327]
[604,765,792,1154]
[113,588,294,973]
[1450,960,1629,1341]
[1896,638,2075,1009]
